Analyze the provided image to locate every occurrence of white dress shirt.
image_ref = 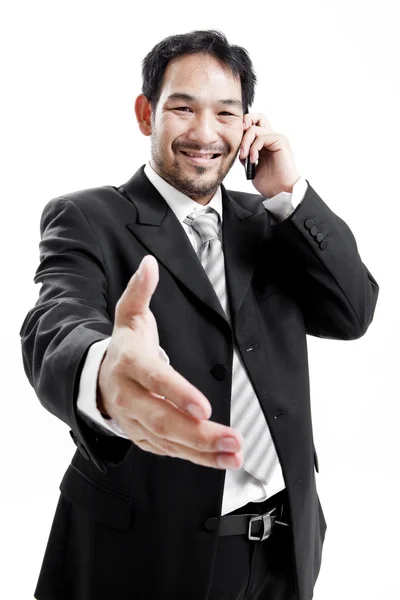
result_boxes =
[77,161,308,515]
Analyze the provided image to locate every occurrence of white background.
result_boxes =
[1,1,398,598]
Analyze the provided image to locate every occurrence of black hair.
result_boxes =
[141,29,257,114]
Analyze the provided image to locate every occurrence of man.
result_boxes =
[20,29,379,600]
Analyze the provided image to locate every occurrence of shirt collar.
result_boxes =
[144,161,223,224]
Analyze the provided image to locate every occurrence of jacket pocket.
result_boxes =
[59,463,134,530]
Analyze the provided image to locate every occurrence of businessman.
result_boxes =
[20,29,379,600]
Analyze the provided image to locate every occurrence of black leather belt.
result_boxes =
[218,504,291,542]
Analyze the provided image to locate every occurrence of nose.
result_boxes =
[186,111,220,148]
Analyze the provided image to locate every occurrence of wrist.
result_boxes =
[96,352,111,419]
[96,380,111,420]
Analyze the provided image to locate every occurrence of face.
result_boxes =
[136,53,245,204]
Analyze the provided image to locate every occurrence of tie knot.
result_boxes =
[183,207,220,245]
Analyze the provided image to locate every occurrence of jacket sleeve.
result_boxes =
[19,195,132,472]
[269,180,379,340]
[262,175,308,222]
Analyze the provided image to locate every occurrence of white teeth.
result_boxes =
[185,152,214,159]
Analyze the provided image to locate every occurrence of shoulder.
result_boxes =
[41,184,134,224]
[46,184,121,211]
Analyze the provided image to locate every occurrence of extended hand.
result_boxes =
[97,255,244,472]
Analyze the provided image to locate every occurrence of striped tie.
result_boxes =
[183,207,279,484]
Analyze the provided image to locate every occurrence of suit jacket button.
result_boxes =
[310,226,318,236]
[320,240,329,250]
[304,219,314,229]
[316,232,324,242]
[211,364,228,381]
[204,517,219,531]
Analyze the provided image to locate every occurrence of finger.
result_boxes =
[249,134,270,164]
[240,126,267,160]
[118,381,244,453]
[241,131,282,162]
[115,255,159,324]
[126,354,213,420]
[120,402,244,469]
[131,438,169,457]
[243,114,263,128]
[240,125,257,160]
[132,432,244,471]
[243,113,272,130]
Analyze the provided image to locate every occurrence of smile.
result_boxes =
[179,151,221,164]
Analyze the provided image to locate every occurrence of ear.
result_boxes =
[134,94,153,136]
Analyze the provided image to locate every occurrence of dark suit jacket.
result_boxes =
[20,165,379,600]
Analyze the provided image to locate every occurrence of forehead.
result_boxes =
[159,53,242,102]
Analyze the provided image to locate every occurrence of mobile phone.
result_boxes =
[245,156,256,180]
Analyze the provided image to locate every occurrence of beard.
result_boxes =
[150,133,240,201]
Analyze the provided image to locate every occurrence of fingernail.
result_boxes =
[217,454,239,469]
[187,403,205,419]
[217,437,240,452]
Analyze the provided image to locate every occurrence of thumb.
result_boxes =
[115,255,159,323]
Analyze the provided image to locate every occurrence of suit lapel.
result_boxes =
[221,185,267,329]
[121,166,268,332]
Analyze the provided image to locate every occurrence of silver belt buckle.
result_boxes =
[248,507,277,541]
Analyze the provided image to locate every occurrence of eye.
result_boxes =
[174,107,192,112]
[219,112,235,116]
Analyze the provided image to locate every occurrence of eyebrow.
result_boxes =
[165,92,243,109]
